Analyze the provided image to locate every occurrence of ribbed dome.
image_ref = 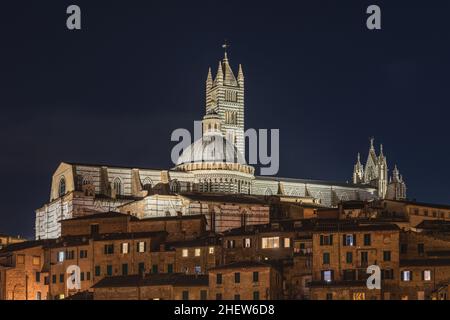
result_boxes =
[176,131,246,166]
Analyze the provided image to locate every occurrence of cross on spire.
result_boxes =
[222,40,230,59]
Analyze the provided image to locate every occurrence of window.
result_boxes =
[423,270,431,281]
[319,235,333,246]
[323,252,330,265]
[234,294,241,300]
[182,291,189,300]
[44,277,49,285]
[167,264,174,273]
[52,275,57,284]
[363,234,371,246]
[400,244,408,254]
[326,293,333,300]
[86,272,91,281]
[227,240,235,249]
[216,293,223,300]
[152,265,158,274]
[244,238,251,248]
[121,243,129,254]
[80,272,85,281]
[90,224,99,235]
[209,247,215,254]
[59,274,64,283]
[113,178,122,195]
[383,251,391,261]
[138,262,145,273]
[253,271,259,282]
[262,237,280,249]
[57,251,65,262]
[200,290,207,300]
[32,256,41,266]
[66,250,75,260]
[343,234,355,246]
[195,248,201,257]
[353,292,366,300]
[418,243,425,255]
[35,272,41,283]
[16,254,25,264]
[402,270,412,281]
[95,266,101,276]
[284,238,291,248]
[182,249,189,257]
[235,272,241,283]
[106,265,113,276]
[59,177,66,197]
[104,244,114,255]
[361,251,368,264]
[382,269,394,280]
[322,270,333,282]
[36,292,42,300]
[137,241,146,253]
[216,273,222,285]
[253,291,260,300]
[122,264,128,276]
[80,250,88,259]
[346,252,353,264]
[194,266,201,274]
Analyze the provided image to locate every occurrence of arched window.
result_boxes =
[59,177,66,197]
[113,178,122,195]
[82,175,92,185]
[142,177,153,191]
[170,180,180,193]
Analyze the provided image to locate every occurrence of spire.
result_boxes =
[357,152,361,165]
[206,67,213,87]
[380,144,384,156]
[238,64,244,87]
[214,61,223,85]
[370,137,375,150]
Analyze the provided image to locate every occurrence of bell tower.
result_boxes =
[205,42,245,159]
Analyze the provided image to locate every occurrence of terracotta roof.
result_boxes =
[387,199,450,210]
[180,192,268,205]
[63,211,139,222]
[209,260,273,271]
[92,273,208,288]
[400,259,450,267]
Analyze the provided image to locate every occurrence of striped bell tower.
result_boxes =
[205,42,245,159]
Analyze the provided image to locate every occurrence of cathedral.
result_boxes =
[35,50,406,240]
[352,138,407,200]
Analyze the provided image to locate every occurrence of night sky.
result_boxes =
[1,0,449,238]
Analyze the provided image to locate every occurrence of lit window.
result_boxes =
[182,249,188,257]
[402,270,412,281]
[57,251,65,262]
[284,238,291,248]
[32,256,41,266]
[344,234,354,246]
[262,237,280,249]
[244,238,251,248]
[122,243,129,254]
[208,247,215,254]
[195,248,201,257]
[323,270,333,282]
[423,270,431,281]
[137,241,146,253]
[353,292,366,300]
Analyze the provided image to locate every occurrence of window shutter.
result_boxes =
[353,234,357,246]
[343,235,346,246]
[320,235,323,246]
[330,235,333,245]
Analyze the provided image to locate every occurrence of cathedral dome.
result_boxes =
[175,131,246,166]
